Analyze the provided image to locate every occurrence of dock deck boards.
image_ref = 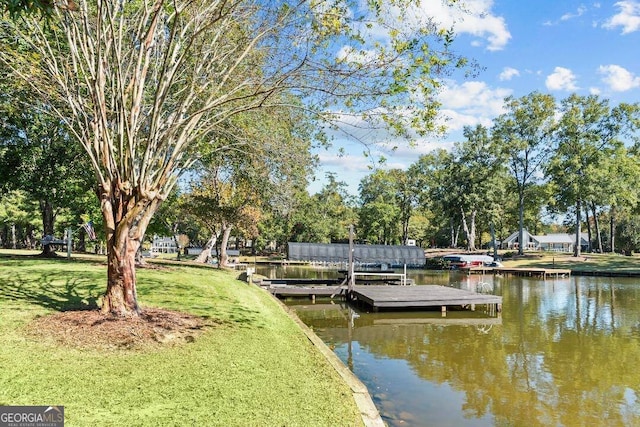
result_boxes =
[493,267,571,279]
[351,285,502,309]
[269,285,345,297]
[462,266,571,278]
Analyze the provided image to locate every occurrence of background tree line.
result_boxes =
[3,91,640,258]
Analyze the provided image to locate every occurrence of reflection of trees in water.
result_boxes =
[299,277,640,426]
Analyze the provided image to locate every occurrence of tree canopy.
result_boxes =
[1,0,469,315]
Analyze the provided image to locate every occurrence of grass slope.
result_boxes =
[0,251,362,426]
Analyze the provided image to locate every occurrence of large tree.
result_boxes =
[411,149,459,247]
[358,169,415,245]
[549,96,640,256]
[451,125,506,251]
[1,0,468,316]
[290,174,356,243]
[0,60,95,255]
[492,92,556,255]
[185,103,314,265]
[547,95,608,257]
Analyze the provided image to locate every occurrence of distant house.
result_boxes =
[501,229,589,253]
[150,236,177,254]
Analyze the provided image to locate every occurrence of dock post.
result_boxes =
[66,227,72,259]
[441,305,446,317]
[471,304,475,311]
[348,225,355,295]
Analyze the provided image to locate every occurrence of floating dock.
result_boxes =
[349,285,502,314]
[462,266,571,279]
[269,285,346,300]
[264,282,501,314]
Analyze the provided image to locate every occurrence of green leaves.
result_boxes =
[1,0,54,19]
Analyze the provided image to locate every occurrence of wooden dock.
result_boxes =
[266,283,502,314]
[462,266,571,279]
[350,285,502,314]
[269,285,346,300]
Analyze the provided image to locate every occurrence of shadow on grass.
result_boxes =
[0,257,268,329]
[0,271,100,312]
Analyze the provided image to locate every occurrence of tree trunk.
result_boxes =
[135,246,146,266]
[10,223,17,249]
[195,233,218,263]
[460,208,477,251]
[219,225,232,268]
[401,200,410,245]
[518,192,525,255]
[99,182,159,317]
[591,201,603,253]
[102,232,141,316]
[584,203,592,252]
[470,210,476,251]
[453,225,460,248]
[450,218,456,248]
[174,235,181,261]
[78,226,86,252]
[574,198,581,257]
[172,222,181,261]
[40,199,56,256]
[490,222,498,259]
[610,206,616,253]
[25,224,35,249]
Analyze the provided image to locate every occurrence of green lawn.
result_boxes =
[502,251,640,273]
[0,250,362,426]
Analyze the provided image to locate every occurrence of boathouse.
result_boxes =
[287,242,425,267]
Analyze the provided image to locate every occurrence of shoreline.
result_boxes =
[269,293,385,427]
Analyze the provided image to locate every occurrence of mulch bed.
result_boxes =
[26,308,213,351]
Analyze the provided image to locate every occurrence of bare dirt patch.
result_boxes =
[26,308,214,351]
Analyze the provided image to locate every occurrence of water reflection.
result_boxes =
[267,266,640,426]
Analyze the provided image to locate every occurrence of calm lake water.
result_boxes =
[256,265,640,426]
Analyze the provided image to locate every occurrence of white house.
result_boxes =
[150,236,177,254]
[501,229,589,253]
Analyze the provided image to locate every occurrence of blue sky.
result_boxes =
[309,0,640,196]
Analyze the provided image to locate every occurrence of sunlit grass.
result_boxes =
[502,251,640,273]
[0,250,362,426]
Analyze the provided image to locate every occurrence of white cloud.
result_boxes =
[373,139,455,161]
[545,67,579,91]
[436,80,511,131]
[393,0,512,51]
[603,1,640,33]
[438,109,495,132]
[499,67,520,81]
[598,64,640,91]
[561,5,588,21]
[316,152,373,172]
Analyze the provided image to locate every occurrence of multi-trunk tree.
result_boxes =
[1,0,469,316]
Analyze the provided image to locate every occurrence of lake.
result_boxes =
[256,265,640,426]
